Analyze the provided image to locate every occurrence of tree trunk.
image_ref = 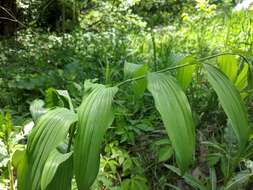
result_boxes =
[0,0,17,36]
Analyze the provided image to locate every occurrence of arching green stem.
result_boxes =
[116,52,250,87]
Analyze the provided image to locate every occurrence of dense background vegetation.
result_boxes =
[1,0,253,189]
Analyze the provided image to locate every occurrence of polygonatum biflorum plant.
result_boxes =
[12,53,253,190]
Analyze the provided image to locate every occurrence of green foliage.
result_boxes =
[41,149,73,190]
[124,62,148,98]
[204,64,250,149]
[176,56,197,90]
[74,85,118,189]
[235,63,249,91]
[217,55,238,82]
[147,72,195,172]
[165,165,206,190]
[0,112,13,143]
[15,108,77,190]
[0,112,15,190]
[224,170,253,190]
[154,138,173,163]
[1,0,253,189]
[29,100,47,122]
[120,175,149,190]
[93,141,147,190]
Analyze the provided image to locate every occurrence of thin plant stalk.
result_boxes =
[105,60,110,85]
[151,32,157,71]
[116,52,249,87]
[6,143,14,190]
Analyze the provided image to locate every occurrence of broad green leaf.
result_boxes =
[204,64,249,149]
[16,108,77,190]
[235,64,248,91]
[158,145,173,162]
[56,90,74,111]
[12,150,28,190]
[165,165,206,190]
[217,55,238,82]
[41,149,73,190]
[124,62,148,98]
[29,99,47,122]
[124,62,143,79]
[45,88,74,110]
[82,80,101,101]
[176,56,196,90]
[12,149,25,169]
[74,85,118,190]
[147,73,195,172]
[45,88,64,108]
[45,156,73,190]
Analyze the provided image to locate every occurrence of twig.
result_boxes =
[0,5,26,27]
[0,17,18,23]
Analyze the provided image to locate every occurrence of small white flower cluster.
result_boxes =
[234,0,253,11]
[245,159,253,172]
[23,121,34,135]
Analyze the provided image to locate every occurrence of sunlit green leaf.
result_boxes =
[12,149,27,190]
[235,64,248,91]
[217,55,238,82]
[124,62,148,98]
[176,56,196,90]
